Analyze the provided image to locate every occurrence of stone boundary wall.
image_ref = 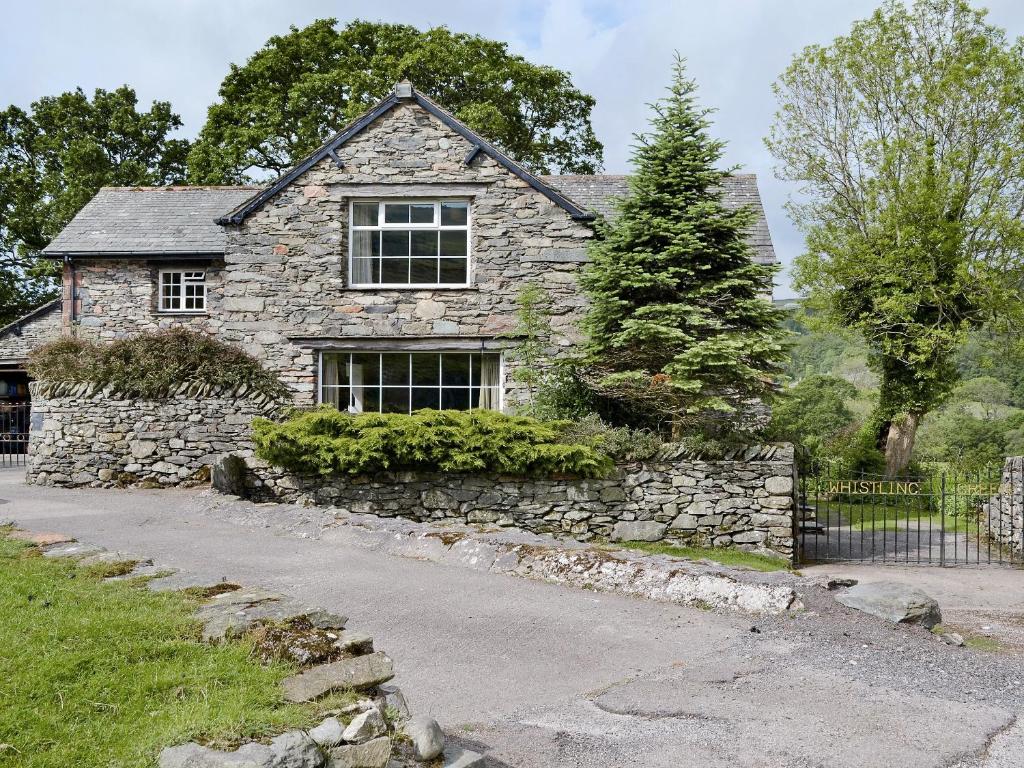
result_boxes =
[237,444,798,559]
[26,381,282,488]
[982,456,1024,556]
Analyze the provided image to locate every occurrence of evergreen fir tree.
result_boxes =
[580,57,787,436]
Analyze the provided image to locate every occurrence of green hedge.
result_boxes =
[28,329,287,400]
[252,408,614,478]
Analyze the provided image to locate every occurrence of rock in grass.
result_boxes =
[269,730,324,767]
[442,745,486,768]
[283,652,394,702]
[327,736,391,768]
[159,741,277,767]
[834,581,942,629]
[309,717,346,748]
[41,542,107,560]
[375,684,410,721]
[342,708,386,743]
[403,716,445,761]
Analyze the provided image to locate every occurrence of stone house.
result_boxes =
[8,81,777,416]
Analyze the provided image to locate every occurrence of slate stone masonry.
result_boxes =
[982,456,1024,557]
[26,382,796,559]
[243,444,797,559]
[26,381,281,488]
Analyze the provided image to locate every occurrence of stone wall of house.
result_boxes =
[70,259,226,341]
[0,300,62,362]
[26,381,281,487]
[217,100,595,407]
[982,456,1024,557]
[240,444,797,559]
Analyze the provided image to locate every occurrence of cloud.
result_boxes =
[5,0,1024,295]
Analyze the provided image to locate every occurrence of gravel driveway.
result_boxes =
[4,468,1023,768]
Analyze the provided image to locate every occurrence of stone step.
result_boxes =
[283,652,395,702]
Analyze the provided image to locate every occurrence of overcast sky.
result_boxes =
[3,0,1024,296]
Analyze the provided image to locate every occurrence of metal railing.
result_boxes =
[798,465,1022,567]
[0,402,31,467]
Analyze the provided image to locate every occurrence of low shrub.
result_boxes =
[28,328,287,400]
[557,413,662,462]
[252,408,614,478]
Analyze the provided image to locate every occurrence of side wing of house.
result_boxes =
[0,299,62,402]
[214,84,596,411]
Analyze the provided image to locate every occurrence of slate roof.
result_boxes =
[42,187,259,257]
[541,174,777,266]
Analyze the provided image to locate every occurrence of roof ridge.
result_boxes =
[99,185,262,192]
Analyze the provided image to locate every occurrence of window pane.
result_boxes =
[412,388,440,411]
[410,230,438,257]
[441,202,468,226]
[410,258,438,284]
[321,385,348,409]
[382,387,409,413]
[384,203,410,224]
[412,354,440,385]
[355,386,380,413]
[352,230,379,258]
[381,259,409,283]
[381,354,409,385]
[351,258,379,284]
[353,202,378,226]
[441,388,470,410]
[442,354,470,386]
[351,354,380,385]
[382,230,409,257]
[322,353,350,386]
[440,230,467,257]
[439,258,467,284]
[409,203,434,224]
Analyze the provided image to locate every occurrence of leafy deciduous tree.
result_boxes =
[0,86,189,324]
[767,0,1024,475]
[188,19,603,183]
[581,57,787,438]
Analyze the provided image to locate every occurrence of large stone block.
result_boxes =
[610,520,667,542]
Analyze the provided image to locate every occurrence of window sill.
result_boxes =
[156,311,209,317]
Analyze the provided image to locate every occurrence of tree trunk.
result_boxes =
[883,412,921,477]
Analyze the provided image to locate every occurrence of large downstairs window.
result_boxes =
[349,200,470,287]
[319,352,501,413]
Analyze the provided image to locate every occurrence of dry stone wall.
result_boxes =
[982,457,1024,556]
[26,381,281,487]
[241,444,797,559]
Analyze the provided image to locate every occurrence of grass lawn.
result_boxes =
[614,540,791,572]
[0,535,352,767]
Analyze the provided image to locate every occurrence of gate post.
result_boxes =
[939,473,946,567]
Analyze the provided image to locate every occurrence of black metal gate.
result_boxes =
[0,402,30,466]
[798,466,1023,566]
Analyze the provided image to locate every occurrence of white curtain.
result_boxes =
[478,355,501,411]
[322,354,341,408]
[351,231,375,284]
[349,363,364,413]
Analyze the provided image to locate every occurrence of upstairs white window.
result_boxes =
[349,200,470,287]
[319,352,501,413]
[159,270,206,313]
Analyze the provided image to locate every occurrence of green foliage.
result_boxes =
[557,413,663,463]
[188,19,602,183]
[0,87,189,323]
[503,283,551,416]
[0,535,355,767]
[767,375,858,467]
[581,56,787,434]
[767,0,1024,472]
[27,328,286,400]
[253,408,613,478]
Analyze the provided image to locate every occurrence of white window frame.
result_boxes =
[317,351,503,414]
[158,269,207,314]
[347,199,471,289]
